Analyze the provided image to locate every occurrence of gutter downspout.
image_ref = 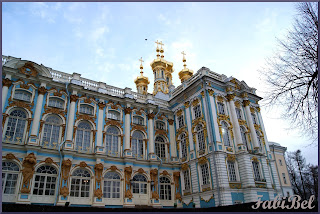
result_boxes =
[155,155,163,200]
[202,77,222,206]
[54,82,71,206]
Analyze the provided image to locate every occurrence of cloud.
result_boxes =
[255,8,278,33]
[30,2,60,23]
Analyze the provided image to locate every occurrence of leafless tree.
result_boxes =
[260,2,318,142]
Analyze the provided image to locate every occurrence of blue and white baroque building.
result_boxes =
[1,47,284,208]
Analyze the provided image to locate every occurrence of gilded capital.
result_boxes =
[225,94,235,102]
[98,102,106,110]
[38,86,47,95]
[234,101,241,108]
[250,107,255,113]
[2,78,12,87]
[256,107,261,112]
[147,113,155,120]
[184,101,190,108]
[124,107,132,115]
[208,89,214,96]
[70,94,78,102]
[168,119,174,125]
[243,100,250,107]
[217,96,224,102]
[200,91,205,97]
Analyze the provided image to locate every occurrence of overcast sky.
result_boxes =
[2,2,318,165]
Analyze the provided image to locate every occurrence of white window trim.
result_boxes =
[3,108,29,144]
[155,120,166,130]
[198,162,211,189]
[102,171,123,204]
[40,115,63,149]
[69,168,93,205]
[106,108,122,122]
[75,121,93,153]
[132,115,145,126]
[2,161,21,202]
[182,169,192,194]
[12,83,36,103]
[47,96,66,110]
[105,126,121,157]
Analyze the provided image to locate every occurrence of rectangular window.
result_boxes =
[183,170,191,191]
[133,116,144,125]
[282,173,287,184]
[48,98,64,109]
[235,108,242,120]
[252,162,261,181]
[194,105,202,118]
[14,90,31,102]
[227,161,237,181]
[200,163,210,185]
[178,116,184,128]
[80,105,94,115]
[156,121,165,130]
[217,102,225,115]
[251,113,257,124]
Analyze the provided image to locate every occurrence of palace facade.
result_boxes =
[2,44,290,208]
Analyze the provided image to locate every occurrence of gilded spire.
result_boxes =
[178,51,193,83]
[155,40,160,59]
[159,41,164,58]
[134,57,149,95]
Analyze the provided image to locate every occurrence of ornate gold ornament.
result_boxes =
[2,153,20,162]
[256,107,261,112]
[155,129,167,136]
[230,78,241,90]
[124,166,132,186]
[38,86,47,95]
[2,113,9,128]
[147,113,155,120]
[94,163,103,183]
[250,107,255,113]
[251,156,259,163]
[6,100,34,116]
[229,182,242,189]
[168,119,174,125]
[217,96,224,102]
[98,102,106,110]
[109,165,118,171]
[184,101,190,108]
[19,62,38,78]
[226,87,233,92]
[160,170,169,176]
[173,171,180,194]
[70,94,78,102]
[60,186,69,197]
[208,89,214,96]
[201,196,214,202]
[75,114,96,128]
[3,78,12,87]
[200,91,205,97]
[241,92,248,98]
[131,124,147,133]
[226,154,236,162]
[124,107,132,115]
[125,189,133,199]
[181,163,189,171]
[177,109,183,116]
[202,187,211,192]
[152,191,160,200]
[198,156,208,165]
[137,168,145,174]
[94,188,103,199]
[79,161,88,168]
[234,101,241,108]
[225,94,235,102]
[61,159,72,182]
[243,100,250,107]
[44,157,54,164]
[27,118,32,133]
[226,147,233,152]
[21,153,37,193]
[191,98,200,107]
[175,192,182,201]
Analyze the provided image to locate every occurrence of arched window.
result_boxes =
[33,165,57,196]
[194,104,202,119]
[2,162,19,195]
[217,102,225,115]
[48,97,64,109]
[155,121,165,130]
[178,115,184,128]
[106,126,119,156]
[196,125,205,154]
[79,104,94,115]
[132,174,147,194]
[13,89,32,102]
[227,161,237,181]
[155,136,166,160]
[160,177,171,200]
[251,113,257,124]
[42,115,62,149]
[240,126,249,149]
[161,70,164,78]
[133,116,144,125]
[256,131,262,148]
[75,122,91,152]
[183,170,191,191]
[132,131,144,159]
[70,169,91,198]
[235,108,242,120]
[107,110,120,120]
[200,163,210,185]
[4,109,27,143]
[221,121,231,146]
[103,171,121,198]
[180,134,188,160]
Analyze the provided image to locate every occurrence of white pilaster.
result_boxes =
[168,119,177,158]
[2,75,12,111]
[29,83,47,145]
[96,102,105,154]
[256,109,270,152]
[243,101,259,149]
[124,107,132,157]
[65,92,78,150]
[185,107,195,158]
[209,95,222,142]
[227,97,243,147]
[148,113,155,159]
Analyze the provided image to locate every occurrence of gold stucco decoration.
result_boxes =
[208,89,214,96]
[243,100,250,107]
[19,62,38,78]
[181,163,189,171]
[234,101,241,108]
[94,188,103,199]
[251,156,259,163]
[177,109,183,116]
[124,166,132,186]
[198,156,208,165]
[61,159,72,182]
[21,153,37,193]
[226,154,236,162]
[191,98,200,107]
[217,96,224,102]
[3,78,12,87]
[60,186,69,197]
[2,153,20,162]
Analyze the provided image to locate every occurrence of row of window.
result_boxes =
[3,109,170,160]
[2,162,173,200]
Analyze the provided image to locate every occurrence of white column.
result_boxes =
[226,95,243,146]
[185,104,195,156]
[148,113,155,157]
[30,84,47,140]
[256,108,270,152]
[209,95,222,142]
[124,107,131,156]
[65,93,78,145]
[168,119,177,158]
[96,102,105,154]
[2,78,12,110]
[243,100,259,149]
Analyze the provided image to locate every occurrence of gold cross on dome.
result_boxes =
[155,40,160,47]
[139,57,144,64]
[159,41,164,48]
[181,51,186,57]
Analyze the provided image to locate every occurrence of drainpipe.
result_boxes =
[201,77,222,206]
[54,82,71,206]
[155,154,163,201]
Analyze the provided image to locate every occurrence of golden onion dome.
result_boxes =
[135,57,150,86]
[178,51,193,83]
